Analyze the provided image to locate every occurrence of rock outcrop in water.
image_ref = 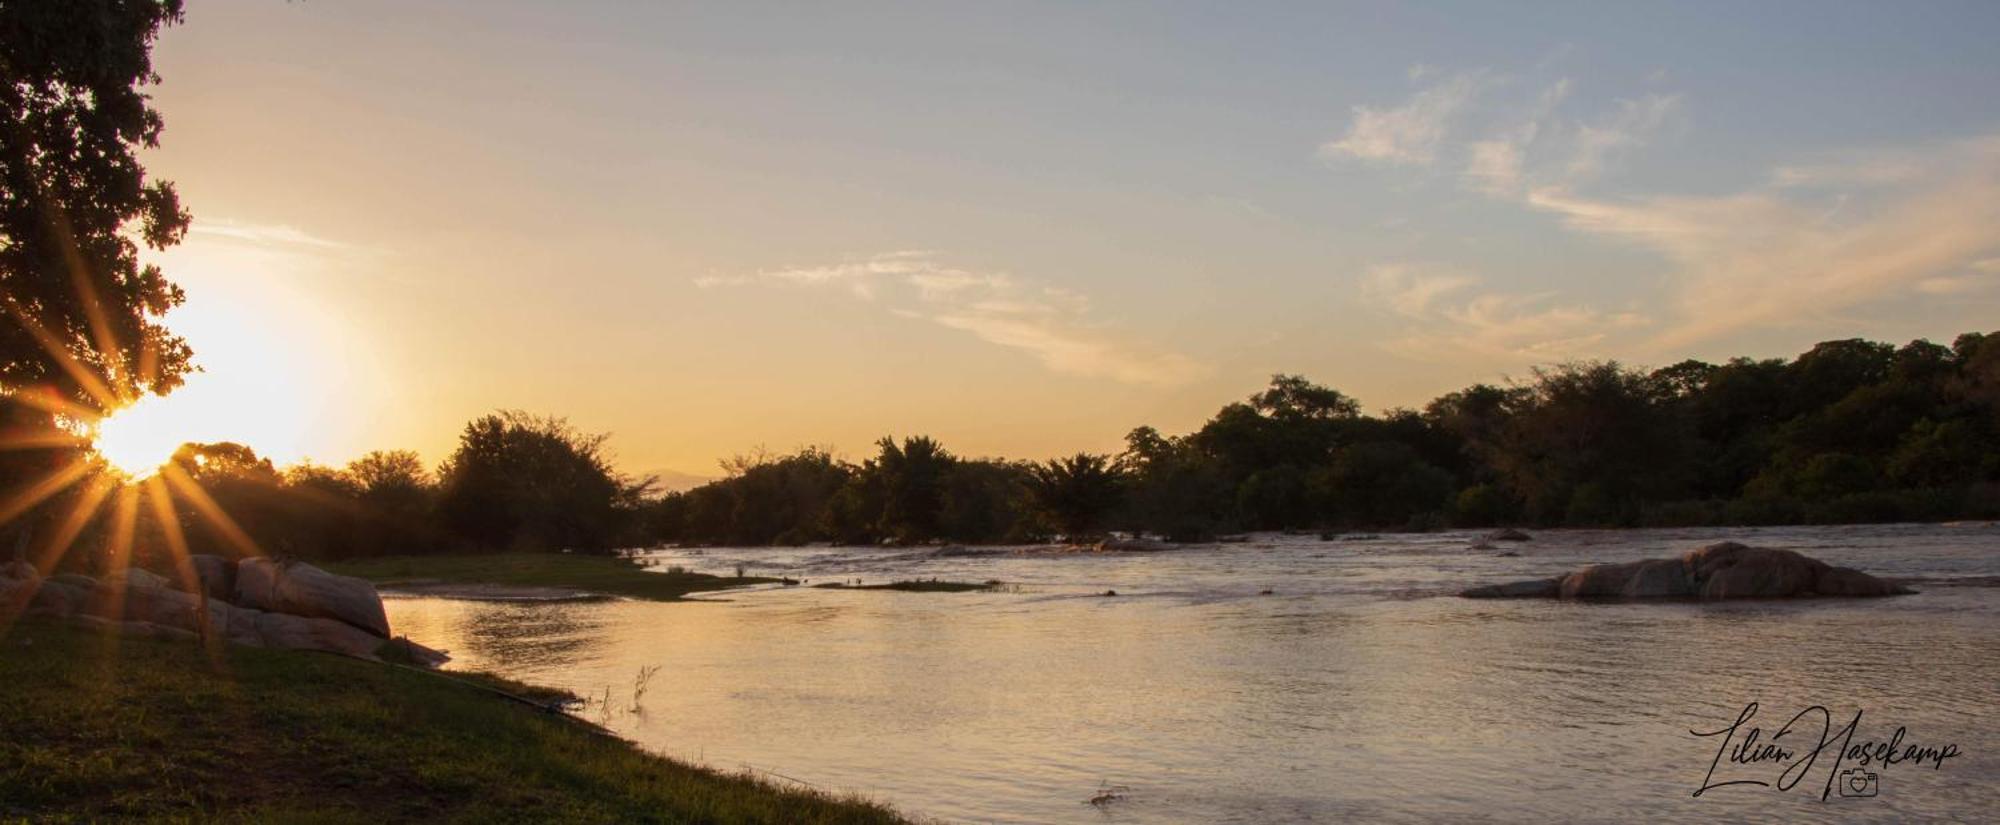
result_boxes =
[1,557,445,665]
[1092,538,1177,553]
[1460,542,1912,601]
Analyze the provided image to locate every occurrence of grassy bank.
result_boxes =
[323,553,783,601]
[0,619,908,824]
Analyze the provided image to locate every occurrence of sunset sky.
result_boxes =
[137,0,2000,481]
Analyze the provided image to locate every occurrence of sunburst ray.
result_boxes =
[0,296,120,412]
[0,459,92,528]
[30,474,115,575]
[143,477,224,663]
[160,463,263,559]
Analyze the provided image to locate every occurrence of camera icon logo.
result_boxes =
[1839,768,1879,798]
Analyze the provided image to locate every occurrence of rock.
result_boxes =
[1461,542,1911,601]
[49,573,97,590]
[251,611,391,659]
[1093,538,1176,553]
[108,567,172,591]
[0,560,38,583]
[16,568,443,667]
[187,555,235,600]
[1461,578,1561,599]
[232,558,280,611]
[27,579,88,617]
[271,562,391,637]
[1102,589,1118,597]
[1487,528,1534,542]
[379,636,452,668]
[70,614,200,643]
[232,558,389,637]
[0,576,35,615]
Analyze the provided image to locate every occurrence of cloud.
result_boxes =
[1522,135,2000,349]
[1319,71,1486,165]
[1340,64,2000,362]
[1361,263,1647,363]
[190,219,350,250]
[1564,93,1680,179]
[1321,69,1678,194]
[700,252,1210,387]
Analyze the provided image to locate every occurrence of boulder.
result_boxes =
[230,558,389,637]
[187,555,235,600]
[252,611,391,659]
[0,560,37,583]
[109,567,173,591]
[70,614,200,643]
[1460,542,1911,601]
[16,569,442,666]
[1,575,34,615]
[1093,538,1177,553]
[1461,578,1561,599]
[27,578,88,618]
[1487,528,1533,542]
[232,558,280,610]
[270,562,391,637]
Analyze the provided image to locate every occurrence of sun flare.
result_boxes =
[91,396,188,479]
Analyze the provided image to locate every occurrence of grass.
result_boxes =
[810,579,1002,593]
[0,619,910,824]
[321,553,784,601]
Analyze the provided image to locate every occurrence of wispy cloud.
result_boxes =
[700,252,1210,387]
[1524,135,2000,349]
[1361,263,1647,363]
[1318,70,1487,165]
[1564,92,1680,180]
[1336,64,2000,357]
[190,219,351,250]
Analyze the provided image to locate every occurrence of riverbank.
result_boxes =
[0,618,909,823]
[324,552,786,601]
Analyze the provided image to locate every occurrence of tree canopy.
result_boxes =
[1,0,193,407]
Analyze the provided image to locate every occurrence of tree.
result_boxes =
[1115,426,1230,541]
[435,412,635,553]
[1,1,191,558]
[349,450,430,499]
[1,1,193,407]
[1489,362,1689,525]
[871,436,955,542]
[1025,453,1122,539]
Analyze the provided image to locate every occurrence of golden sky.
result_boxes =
[131,1,2000,480]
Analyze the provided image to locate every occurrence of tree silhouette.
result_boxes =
[1,1,193,407]
[1026,453,1121,540]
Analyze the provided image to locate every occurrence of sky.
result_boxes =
[132,0,2000,482]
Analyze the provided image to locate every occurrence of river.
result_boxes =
[384,523,2000,823]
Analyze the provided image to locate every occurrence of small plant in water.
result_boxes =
[734,564,746,579]
[630,664,662,713]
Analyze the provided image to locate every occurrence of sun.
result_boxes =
[91,395,188,479]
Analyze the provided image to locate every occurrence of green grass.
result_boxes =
[810,579,1002,593]
[0,619,911,824]
[321,553,783,601]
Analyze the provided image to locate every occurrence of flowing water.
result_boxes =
[385,524,2000,823]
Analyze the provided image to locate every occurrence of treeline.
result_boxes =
[15,331,2000,570]
[651,331,2000,545]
